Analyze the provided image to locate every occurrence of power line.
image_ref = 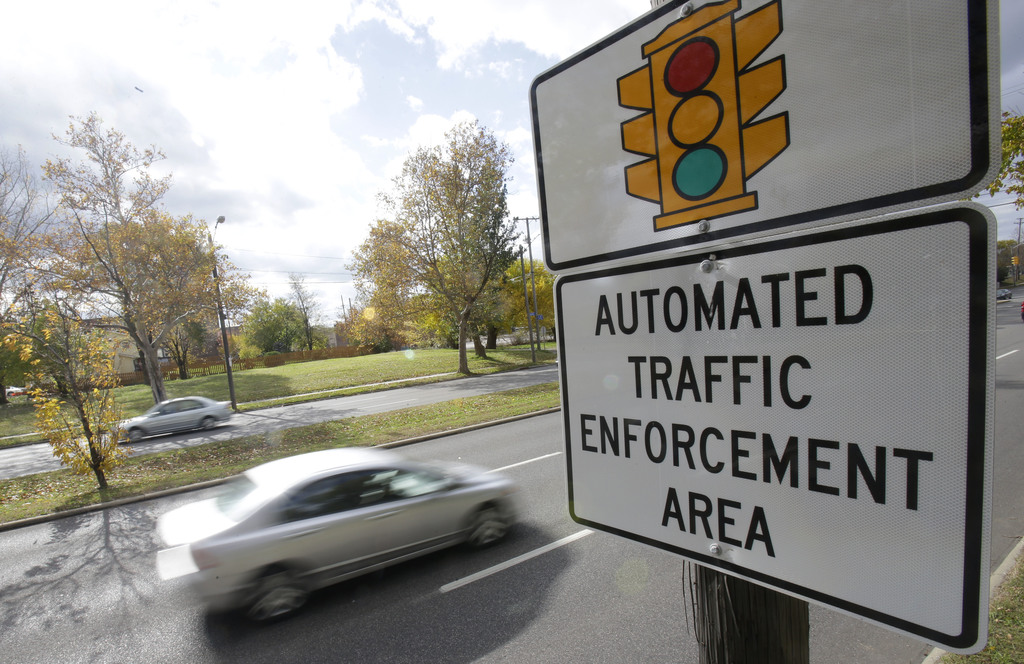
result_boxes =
[236,267,352,276]
[228,247,350,261]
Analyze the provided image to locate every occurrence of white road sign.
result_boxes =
[531,0,999,272]
[555,204,994,652]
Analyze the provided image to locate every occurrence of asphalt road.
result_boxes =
[0,364,559,481]
[0,413,916,664]
[4,397,1018,664]
[1,300,1022,662]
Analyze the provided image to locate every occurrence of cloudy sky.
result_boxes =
[3,0,1023,319]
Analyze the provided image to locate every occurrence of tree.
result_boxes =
[0,145,52,403]
[6,302,129,489]
[241,296,304,354]
[0,342,32,401]
[41,113,253,404]
[349,219,419,350]
[361,121,518,374]
[345,302,406,353]
[166,319,211,380]
[499,257,554,343]
[980,111,1024,210]
[288,273,324,351]
[997,238,1018,283]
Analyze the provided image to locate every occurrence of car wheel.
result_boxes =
[127,428,145,443]
[200,416,216,431]
[246,568,308,622]
[466,505,509,548]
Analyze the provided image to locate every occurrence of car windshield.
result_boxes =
[214,475,262,521]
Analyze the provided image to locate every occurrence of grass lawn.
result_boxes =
[939,553,1024,663]
[0,381,561,526]
[0,346,556,445]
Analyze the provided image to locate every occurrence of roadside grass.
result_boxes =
[940,554,1024,664]
[0,346,556,445]
[0,382,561,526]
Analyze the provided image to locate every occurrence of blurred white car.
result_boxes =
[122,396,232,442]
[157,447,517,620]
[5,386,27,397]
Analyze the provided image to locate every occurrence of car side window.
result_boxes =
[349,468,442,506]
[356,470,398,507]
[283,473,362,522]
[178,399,201,411]
[388,468,449,499]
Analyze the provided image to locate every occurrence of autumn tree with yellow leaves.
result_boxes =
[981,111,1024,210]
[353,121,518,373]
[0,145,52,402]
[41,113,255,405]
[7,302,129,489]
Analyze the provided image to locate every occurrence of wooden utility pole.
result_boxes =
[518,248,536,362]
[692,565,809,664]
[514,216,543,350]
[1015,218,1022,283]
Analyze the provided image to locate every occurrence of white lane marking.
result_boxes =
[491,451,562,474]
[441,529,593,593]
[997,350,1019,360]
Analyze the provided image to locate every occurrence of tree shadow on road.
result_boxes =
[198,523,571,664]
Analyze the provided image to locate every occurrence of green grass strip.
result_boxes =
[0,382,560,525]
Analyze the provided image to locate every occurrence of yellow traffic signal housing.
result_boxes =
[1013,256,1020,265]
[619,0,789,230]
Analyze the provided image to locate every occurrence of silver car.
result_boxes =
[123,396,232,442]
[157,448,517,620]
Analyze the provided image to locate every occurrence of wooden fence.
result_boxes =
[117,345,372,387]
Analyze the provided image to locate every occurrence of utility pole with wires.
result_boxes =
[1016,218,1023,284]
[514,216,543,351]
[518,248,536,362]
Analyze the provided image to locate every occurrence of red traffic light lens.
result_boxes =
[665,38,719,95]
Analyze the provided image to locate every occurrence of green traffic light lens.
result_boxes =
[674,147,726,199]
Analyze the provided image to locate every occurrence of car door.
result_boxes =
[147,402,181,435]
[263,471,390,585]
[348,466,465,561]
[168,398,204,432]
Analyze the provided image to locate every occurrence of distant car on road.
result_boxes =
[156,447,518,621]
[5,386,27,397]
[997,288,1013,300]
[122,396,232,442]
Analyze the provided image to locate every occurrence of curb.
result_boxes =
[0,407,562,533]
[921,534,1024,663]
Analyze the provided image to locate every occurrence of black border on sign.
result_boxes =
[530,0,994,273]
[554,207,990,650]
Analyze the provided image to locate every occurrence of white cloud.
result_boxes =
[2,0,1022,314]
[383,0,642,69]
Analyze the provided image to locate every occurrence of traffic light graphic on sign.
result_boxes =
[618,0,789,231]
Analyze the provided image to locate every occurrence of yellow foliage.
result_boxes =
[21,313,131,487]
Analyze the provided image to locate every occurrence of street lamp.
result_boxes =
[211,216,237,411]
